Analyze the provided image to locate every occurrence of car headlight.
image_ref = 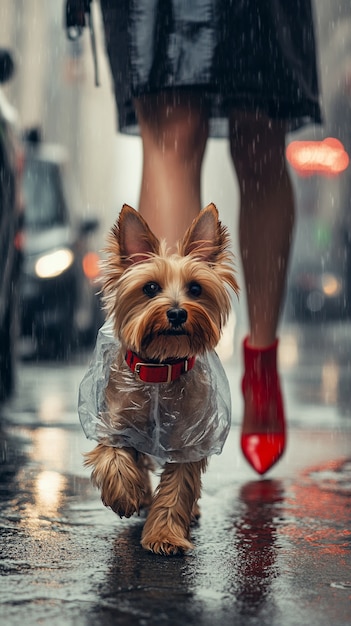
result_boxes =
[35,248,74,278]
[321,273,342,297]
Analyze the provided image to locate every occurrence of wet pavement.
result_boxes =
[1,321,351,626]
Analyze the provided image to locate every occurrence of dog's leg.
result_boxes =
[191,501,201,524]
[141,458,207,555]
[84,444,151,518]
[136,452,154,511]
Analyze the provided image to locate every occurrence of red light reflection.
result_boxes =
[286,138,349,177]
[82,251,101,280]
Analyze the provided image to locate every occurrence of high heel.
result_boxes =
[241,337,286,474]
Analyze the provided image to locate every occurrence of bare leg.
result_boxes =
[141,459,207,555]
[229,111,295,347]
[230,112,293,472]
[134,91,209,249]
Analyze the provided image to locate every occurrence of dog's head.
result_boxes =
[101,204,239,361]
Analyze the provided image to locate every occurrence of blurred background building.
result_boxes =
[0,0,116,241]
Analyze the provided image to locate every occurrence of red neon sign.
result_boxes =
[286,137,349,177]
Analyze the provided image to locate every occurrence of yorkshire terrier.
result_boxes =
[84,203,238,555]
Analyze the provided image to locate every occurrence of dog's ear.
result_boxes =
[112,204,160,266]
[180,203,228,263]
[180,203,239,296]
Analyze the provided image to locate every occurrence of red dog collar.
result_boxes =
[125,350,196,384]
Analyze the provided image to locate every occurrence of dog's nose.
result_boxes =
[167,307,187,327]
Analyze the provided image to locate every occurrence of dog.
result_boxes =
[84,203,239,555]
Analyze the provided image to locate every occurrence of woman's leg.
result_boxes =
[229,111,295,473]
[134,91,209,249]
[229,111,295,347]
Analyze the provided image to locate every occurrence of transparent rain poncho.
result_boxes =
[78,320,232,464]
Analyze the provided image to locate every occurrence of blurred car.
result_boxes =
[0,49,23,400]
[285,5,351,322]
[19,135,103,357]
[286,194,350,321]
[285,132,351,321]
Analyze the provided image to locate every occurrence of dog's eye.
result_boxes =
[188,282,202,298]
[143,282,161,298]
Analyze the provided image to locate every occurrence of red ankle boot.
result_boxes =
[241,337,286,474]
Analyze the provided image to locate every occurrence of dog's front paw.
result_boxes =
[102,482,152,518]
[94,471,144,518]
[105,493,139,518]
[191,502,201,525]
[85,445,150,519]
[141,528,193,556]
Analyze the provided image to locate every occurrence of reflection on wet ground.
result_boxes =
[1,322,351,625]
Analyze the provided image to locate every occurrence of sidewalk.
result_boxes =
[1,321,351,626]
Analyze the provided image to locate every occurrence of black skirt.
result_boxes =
[100,0,322,136]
